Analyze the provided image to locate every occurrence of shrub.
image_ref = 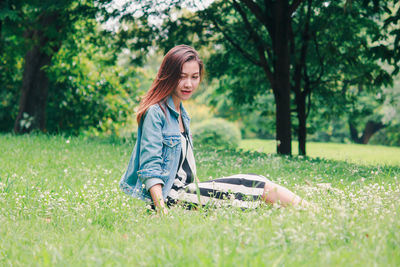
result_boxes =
[191,118,241,149]
[369,125,400,147]
[183,100,215,124]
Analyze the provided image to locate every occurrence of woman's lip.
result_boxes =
[181,90,192,94]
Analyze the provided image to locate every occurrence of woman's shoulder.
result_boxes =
[144,103,166,121]
[147,103,162,113]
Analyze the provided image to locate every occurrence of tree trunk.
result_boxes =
[14,12,61,133]
[296,93,307,155]
[349,121,360,143]
[292,0,312,156]
[361,121,385,144]
[348,120,385,144]
[14,44,53,133]
[0,19,2,53]
[272,0,292,155]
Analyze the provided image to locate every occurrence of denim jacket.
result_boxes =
[119,96,193,201]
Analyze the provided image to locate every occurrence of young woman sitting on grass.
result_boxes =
[120,45,307,214]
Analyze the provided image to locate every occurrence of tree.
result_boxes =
[155,0,301,154]
[158,0,398,154]
[44,20,142,135]
[157,0,303,155]
[0,0,113,133]
[206,0,301,155]
[0,0,167,135]
[295,0,394,149]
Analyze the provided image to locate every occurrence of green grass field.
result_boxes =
[240,139,400,166]
[1,134,400,266]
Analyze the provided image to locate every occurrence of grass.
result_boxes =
[1,134,400,266]
[240,139,400,166]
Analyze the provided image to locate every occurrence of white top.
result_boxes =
[168,132,196,199]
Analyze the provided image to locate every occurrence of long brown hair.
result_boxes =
[136,45,204,124]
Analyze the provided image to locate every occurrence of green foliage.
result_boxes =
[0,54,21,131]
[370,77,400,146]
[0,1,26,131]
[1,0,399,150]
[183,100,215,124]
[44,20,144,135]
[1,134,400,265]
[370,125,400,147]
[192,118,241,149]
[158,0,398,148]
[0,0,103,132]
[0,0,154,134]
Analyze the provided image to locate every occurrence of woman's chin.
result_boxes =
[181,94,192,100]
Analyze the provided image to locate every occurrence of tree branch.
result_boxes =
[292,0,311,95]
[300,0,312,95]
[309,32,324,86]
[240,0,275,39]
[290,0,304,14]
[239,0,267,25]
[209,15,262,67]
[232,0,273,82]
[305,80,312,118]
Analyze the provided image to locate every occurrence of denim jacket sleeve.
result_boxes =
[137,105,168,190]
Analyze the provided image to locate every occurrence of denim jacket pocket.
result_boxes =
[161,135,180,170]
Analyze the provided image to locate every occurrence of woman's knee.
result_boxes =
[262,181,279,203]
[264,180,279,192]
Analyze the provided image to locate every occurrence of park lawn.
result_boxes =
[240,139,400,167]
[1,134,400,266]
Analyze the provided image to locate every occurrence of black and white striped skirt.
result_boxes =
[166,174,269,209]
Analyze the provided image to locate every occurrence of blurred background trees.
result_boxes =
[1,0,400,154]
[0,0,154,135]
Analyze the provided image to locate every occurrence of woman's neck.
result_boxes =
[171,95,181,113]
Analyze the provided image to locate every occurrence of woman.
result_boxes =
[119,45,306,214]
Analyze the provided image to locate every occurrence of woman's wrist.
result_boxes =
[149,183,167,213]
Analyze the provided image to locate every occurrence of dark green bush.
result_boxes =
[191,118,241,149]
[369,125,400,147]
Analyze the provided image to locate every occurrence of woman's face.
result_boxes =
[172,60,200,103]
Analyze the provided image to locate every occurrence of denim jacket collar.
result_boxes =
[165,95,191,124]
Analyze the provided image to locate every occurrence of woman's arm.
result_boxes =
[137,106,169,191]
[149,184,168,214]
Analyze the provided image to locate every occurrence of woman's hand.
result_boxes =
[149,184,168,215]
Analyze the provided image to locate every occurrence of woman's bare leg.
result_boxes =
[262,180,306,207]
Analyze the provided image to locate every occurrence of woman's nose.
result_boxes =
[185,79,192,87]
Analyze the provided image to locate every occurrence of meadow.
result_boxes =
[1,134,400,266]
[239,139,400,166]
